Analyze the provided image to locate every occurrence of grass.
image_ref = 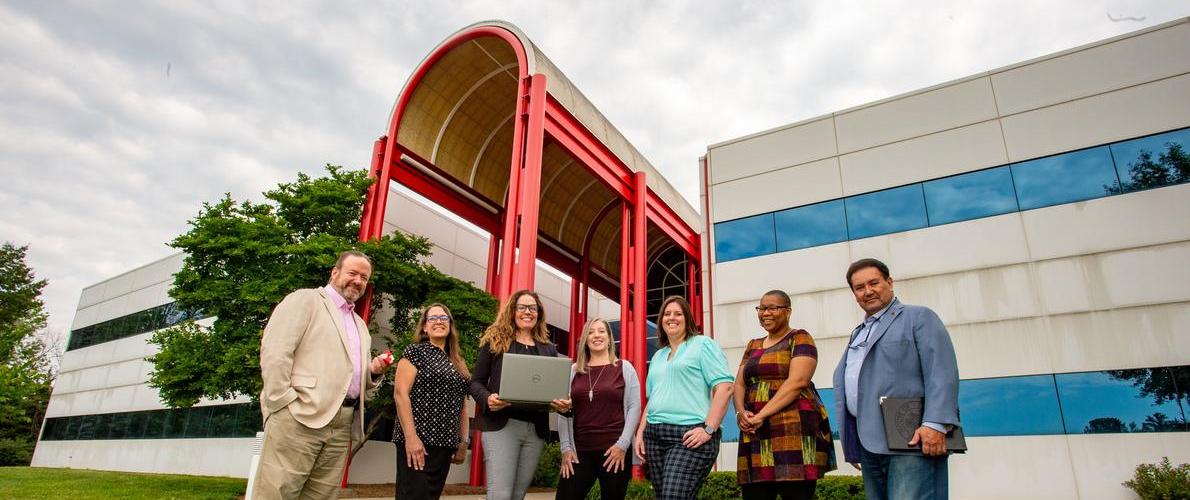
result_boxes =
[0,467,247,500]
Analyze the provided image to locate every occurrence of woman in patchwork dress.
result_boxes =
[733,290,836,500]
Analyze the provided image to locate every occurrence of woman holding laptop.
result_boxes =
[555,318,642,500]
[633,296,734,499]
[471,290,572,500]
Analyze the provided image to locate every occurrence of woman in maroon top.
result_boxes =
[556,318,642,500]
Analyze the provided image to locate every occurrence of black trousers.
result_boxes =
[740,480,817,500]
[555,449,632,500]
[395,445,455,499]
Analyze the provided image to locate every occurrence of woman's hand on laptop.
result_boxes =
[550,398,572,414]
[488,393,510,411]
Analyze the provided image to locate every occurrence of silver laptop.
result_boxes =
[499,353,571,405]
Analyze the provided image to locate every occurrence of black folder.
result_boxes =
[880,397,967,453]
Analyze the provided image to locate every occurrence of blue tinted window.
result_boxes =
[1011,146,1118,210]
[773,200,847,252]
[818,389,840,440]
[958,375,1064,436]
[721,405,740,443]
[844,184,928,239]
[1055,368,1187,434]
[923,167,1018,226]
[1110,128,1190,193]
[714,213,775,262]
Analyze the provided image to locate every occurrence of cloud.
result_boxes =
[1,0,1187,335]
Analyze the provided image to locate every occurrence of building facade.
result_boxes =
[703,18,1189,499]
[31,186,620,483]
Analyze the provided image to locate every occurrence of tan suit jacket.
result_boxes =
[259,288,377,441]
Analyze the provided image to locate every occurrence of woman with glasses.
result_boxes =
[393,303,472,499]
[633,296,734,499]
[733,290,835,500]
[471,290,572,500]
[556,318,641,500]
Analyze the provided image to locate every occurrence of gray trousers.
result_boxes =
[481,419,545,500]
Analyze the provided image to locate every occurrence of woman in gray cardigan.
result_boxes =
[556,318,642,500]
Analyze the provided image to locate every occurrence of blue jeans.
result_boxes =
[859,447,948,500]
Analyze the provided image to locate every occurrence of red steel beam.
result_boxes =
[630,172,648,389]
[511,74,548,291]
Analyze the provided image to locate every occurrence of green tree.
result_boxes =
[147,165,495,451]
[0,242,54,465]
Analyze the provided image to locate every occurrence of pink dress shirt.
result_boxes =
[324,285,362,399]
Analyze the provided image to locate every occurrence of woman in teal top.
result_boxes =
[633,296,734,500]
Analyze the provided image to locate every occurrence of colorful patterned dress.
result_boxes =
[737,329,836,484]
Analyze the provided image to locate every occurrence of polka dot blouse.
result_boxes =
[392,341,469,448]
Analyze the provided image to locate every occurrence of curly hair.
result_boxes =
[412,303,470,378]
[479,290,551,354]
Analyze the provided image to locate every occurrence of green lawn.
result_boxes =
[0,467,247,500]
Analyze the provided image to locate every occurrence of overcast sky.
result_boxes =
[2,1,1187,340]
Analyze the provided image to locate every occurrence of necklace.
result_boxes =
[587,363,610,401]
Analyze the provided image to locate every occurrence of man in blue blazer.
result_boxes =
[832,258,960,500]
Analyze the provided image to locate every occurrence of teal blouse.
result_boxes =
[645,335,734,425]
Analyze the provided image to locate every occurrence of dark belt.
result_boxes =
[342,397,359,407]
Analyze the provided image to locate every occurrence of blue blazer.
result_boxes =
[831,298,960,462]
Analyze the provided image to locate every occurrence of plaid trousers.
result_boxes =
[643,423,721,500]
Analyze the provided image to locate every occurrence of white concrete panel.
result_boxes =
[1034,258,1098,315]
[839,120,1009,196]
[132,384,167,411]
[713,242,851,305]
[812,336,848,388]
[72,365,112,393]
[835,77,999,154]
[94,295,130,324]
[711,157,843,222]
[1040,303,1190,374]
[1001,74,1190,162]
[716,441,738,471]
[71,306,98,329]
[897,262,1041,326]
[1066,433,1190,500]
[1022,183,1190,261]
[104,358,146,388]
[708,118,838,184]
[886,213,1031,282]
[451,257,486,287]
[1099,243,1190,308]
[947,319,1054,380]
[950,436,1079,500]
[454,227,489,266]
[423,245,454,274]
[78,285,104,309]
[34,439,253,477]
[992,22,1190,116]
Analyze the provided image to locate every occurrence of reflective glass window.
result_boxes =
[164,410,188,438]
[63,416,80,440]
[185,406,213,438]
[236,406,263,436]
[818,389,840,440]
[77,415,97,440]
[721,405,740,443]
[844,184,928,240]
[127,411,149,439]
[1110,128,1190,193]
[923,167,1018,226]
[208,405,239,438]
[714,213,776,262]
[958,375,1064,436]
[108,413,130,440]
[773,200,848,252]
[40,419,58,441]
[1055,368,1187,434]
[1011,146,1118,210]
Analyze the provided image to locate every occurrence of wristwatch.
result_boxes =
[702,423,718,434]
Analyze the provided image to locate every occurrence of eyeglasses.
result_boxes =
[426,315,450,323]
[755,306,790,313]
[515,304,539,313]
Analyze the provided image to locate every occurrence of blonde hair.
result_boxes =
[413,303,470,378]
[479,290,551,354]
[574,318,619,374]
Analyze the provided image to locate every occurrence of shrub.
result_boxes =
[696,471,741,499]
[816,475,866,500]
[573,469,864,500]
[1124,457,1190,500]
[533,441,562,487]
[0,437,34,466]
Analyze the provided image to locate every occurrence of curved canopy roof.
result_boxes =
[386,21,700,280]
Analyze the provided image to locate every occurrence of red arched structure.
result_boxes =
[355,21,704,486]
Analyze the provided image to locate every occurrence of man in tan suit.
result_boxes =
[253,251,391,499]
